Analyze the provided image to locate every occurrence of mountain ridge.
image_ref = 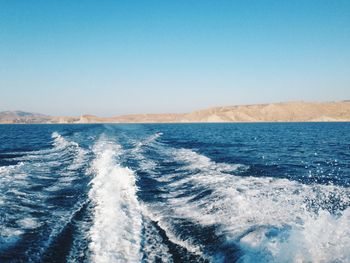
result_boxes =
[1,101,350,124]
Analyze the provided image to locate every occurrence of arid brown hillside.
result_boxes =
[1,101,350,124]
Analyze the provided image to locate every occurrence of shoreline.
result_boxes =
[1,121,350,125]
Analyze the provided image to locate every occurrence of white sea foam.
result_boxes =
[173,148,245,173]
[140,203,205,257]
[6,132,86,169]
[0,162,24,175]
[17,217,41,229]
[134,132,163,149]
[9,132,77,162]
[52,131,77,150]
[141,217,173,263]
[147,146,350,262]
[0,227,23,248]
[268,208,350,263]
[51,132,88,171]
[67,147,88,171]
[0,163,26,204]
[89,136,142,262]
[0,132,90,256]
[130,133,163,172]
[129,134,209,259]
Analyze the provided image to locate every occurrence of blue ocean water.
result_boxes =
[0,123,349,262]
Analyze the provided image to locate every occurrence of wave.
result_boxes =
[134,132,163,149]
[173,148,246,173]
[129,133,164,173]
[2,126,349,262]
[52,132,88,171]
[140,203,205,258]
[241,208,350,263]
[139,145,350,262]
[3,132,87,170]
[140,216,173,263]
[175,149,350,262]
[0,132,90,261]
[88,135,142,262]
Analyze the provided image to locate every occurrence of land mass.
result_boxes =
[1,101,350,124]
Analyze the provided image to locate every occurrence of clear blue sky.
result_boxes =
[1,0,349,116]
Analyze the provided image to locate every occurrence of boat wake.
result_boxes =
[0,132,90,261]
[1,125,349,262]
[132,135,350,262]
[88,135,142,262]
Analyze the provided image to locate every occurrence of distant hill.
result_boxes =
[0,111,42,118]
[179,101,350,122]
[1,101,350,124]
[0,111,50,124]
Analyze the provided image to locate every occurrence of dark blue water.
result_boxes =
[0,123,349,262]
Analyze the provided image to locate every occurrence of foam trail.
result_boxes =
[174,148,246,172]
[140,203,205,258]
[265,208,350,263]
[89,136,142,262]
[52,131,73,149]
[1,132,93,261]
[6,132,86,166]
[129,134,208,260]
[137,132,163,147]
[141,216,173,263]
[147,146,350,262]
[130,133,163,172]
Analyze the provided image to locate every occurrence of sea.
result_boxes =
[0,123,349,263]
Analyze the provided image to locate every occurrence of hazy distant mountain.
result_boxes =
[0,111,41,118]
[1,101,350,124]
[0,111,50,123]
